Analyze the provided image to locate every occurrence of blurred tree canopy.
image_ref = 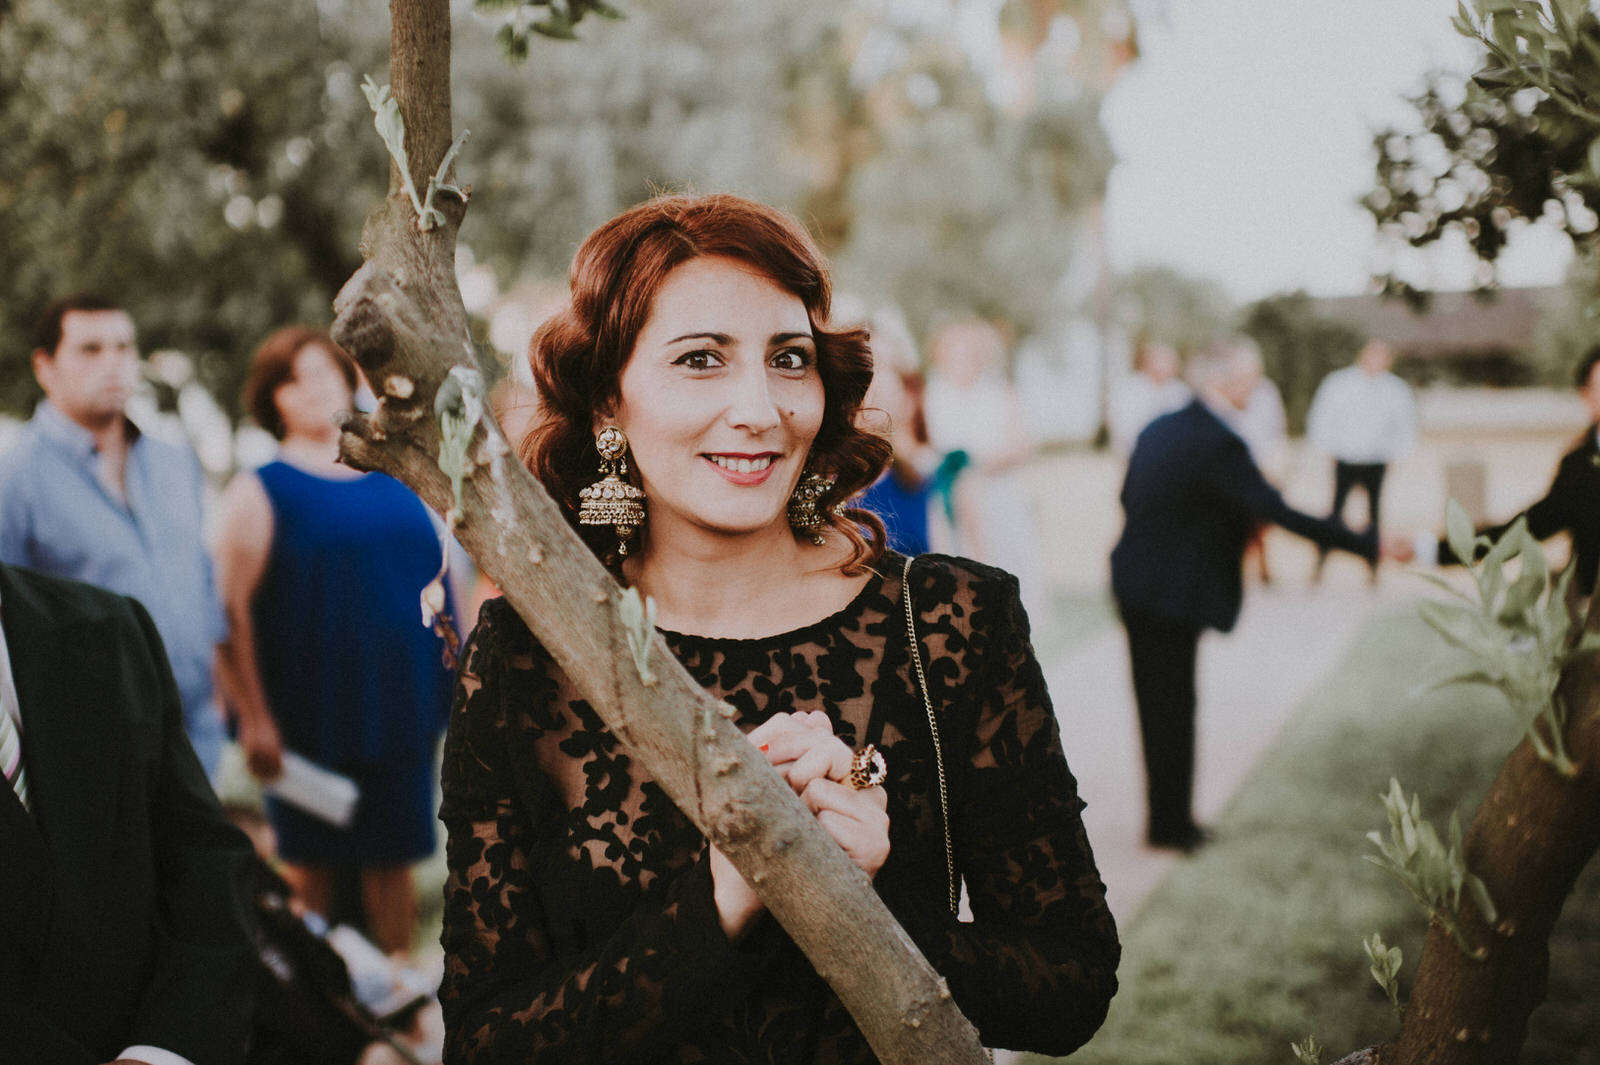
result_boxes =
[1531,252,1600,384]
[2,0,1123,421]
[832,14,1114,339]
[1239,291,1364,436]
[1365,1,1600,308]
[0,0,391,416]
[1107,264,1234,355]
[453,0,843,285]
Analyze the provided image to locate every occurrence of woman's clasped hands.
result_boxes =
[709,710,891,939]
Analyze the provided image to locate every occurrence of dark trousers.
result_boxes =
[1318,460,1386,572]
[1120,607,1204,839]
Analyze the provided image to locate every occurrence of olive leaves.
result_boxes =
[1417,500,1597,775]
[474,0,624,57]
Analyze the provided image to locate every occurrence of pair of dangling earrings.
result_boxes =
[577,425,834,555]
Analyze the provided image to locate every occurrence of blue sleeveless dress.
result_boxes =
[253,461,455,864]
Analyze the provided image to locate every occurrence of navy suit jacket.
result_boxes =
[1111,400,1376,632]
[0,564,255,1065]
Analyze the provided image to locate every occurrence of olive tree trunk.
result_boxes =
[328,3,987,1063]
[1338,604,1600,1065]
[1387,636,1600,1064]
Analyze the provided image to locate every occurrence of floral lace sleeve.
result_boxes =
[883,562,1120,1056]
[436,601,781,1064]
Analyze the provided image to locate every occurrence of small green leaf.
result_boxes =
[1555,0,1580,39]
[533,12,580,39]
[1445,499,1477,565]
[619,587,658,685]
[1419,600,1499,656]
[1499,569,1545,624]
[1401,809,1419,856]
[1291,1035,1323,1065]
[1413,569,1476,602]
[1546,565,1576,645]
[1420,666,1504,693]
[1483,517,1529,569]
[1467,873,1498,923]
[495,23,530,60]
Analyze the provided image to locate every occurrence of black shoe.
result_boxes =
[1147,823,1212,854]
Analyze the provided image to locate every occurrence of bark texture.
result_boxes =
[329,3,987,1061]
[1389,612,1600,1064]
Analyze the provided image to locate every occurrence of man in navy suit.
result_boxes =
[1110,340,1411,851]
[0,563,256,1064]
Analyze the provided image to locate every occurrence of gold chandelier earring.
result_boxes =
[788,468,836,546]
[578,426,647,556]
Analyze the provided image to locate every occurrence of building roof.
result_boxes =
[1311,287,1547,358]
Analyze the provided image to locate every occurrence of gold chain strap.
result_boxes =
[901,554,958,916]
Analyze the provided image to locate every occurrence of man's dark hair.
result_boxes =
[32,293,124,356]
[1575,344,1600,391]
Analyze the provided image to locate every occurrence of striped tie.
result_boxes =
[1,691,28,813]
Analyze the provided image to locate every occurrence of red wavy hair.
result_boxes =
[521,194,890,572]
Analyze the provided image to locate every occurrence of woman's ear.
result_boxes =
[591,394,620,438]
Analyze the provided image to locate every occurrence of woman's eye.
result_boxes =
[771,348,814,371]
[673,349,721,370]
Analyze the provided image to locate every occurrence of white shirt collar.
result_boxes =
[0,586,20,729]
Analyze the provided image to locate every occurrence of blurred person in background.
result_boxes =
[1425,343,1600,603]
[1107,338,1190,457]
[212,326,456,959]
[858,309,943,556]
[439,194,1118,1062]
[0,293,228,779]
[1226,346,1289,585]
[1110,339,1413,852]
[1306,338,1417,583]
[922,318,1045,608]
[1,561,256,1065]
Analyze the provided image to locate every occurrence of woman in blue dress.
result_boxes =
[214,326,455,957]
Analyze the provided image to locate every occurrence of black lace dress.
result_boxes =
[438,553,1119,1064]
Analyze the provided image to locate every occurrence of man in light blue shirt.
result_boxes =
[0,294,227,778]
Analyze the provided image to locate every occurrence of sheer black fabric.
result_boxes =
[438,553,1118,1064]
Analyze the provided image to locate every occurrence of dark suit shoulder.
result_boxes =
[1142,400,1234,446]
[0,563,143,630]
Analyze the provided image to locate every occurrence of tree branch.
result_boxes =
[331,2,988,1060]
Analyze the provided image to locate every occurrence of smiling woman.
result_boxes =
[438,194,1120,1064]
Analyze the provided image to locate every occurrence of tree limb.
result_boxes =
[331,1,988,1060]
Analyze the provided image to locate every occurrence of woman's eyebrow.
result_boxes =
[770,332,813,344]
[667,331,732,344]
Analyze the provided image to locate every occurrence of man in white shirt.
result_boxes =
[1305,339,1417,580]
[0,563,255,1065]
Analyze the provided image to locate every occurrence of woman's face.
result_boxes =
[611,255,825,544]
[274,343,353,442]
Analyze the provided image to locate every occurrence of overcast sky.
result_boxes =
[1100,0,1574,302]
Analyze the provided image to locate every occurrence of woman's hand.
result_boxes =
[709,843,765,942]
[237,710,285,782]
[745,712,891,880]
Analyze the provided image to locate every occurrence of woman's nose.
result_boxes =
[724,364,781,432]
